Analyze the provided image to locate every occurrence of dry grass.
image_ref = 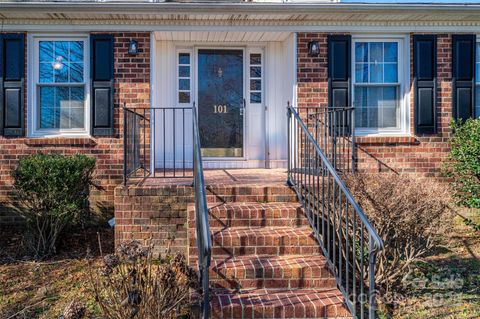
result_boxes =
[0,227,113,319]
[392,208,480,319]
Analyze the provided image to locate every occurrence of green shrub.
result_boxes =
[445,118,480,209]
[12,153,96,258]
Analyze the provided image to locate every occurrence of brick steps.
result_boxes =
[210,288,351,319]
[188,182,350,318]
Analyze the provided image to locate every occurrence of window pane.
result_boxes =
[354,87,368,128]
[54,42,69,61]
[250,92,261,104]
[250,79,261,91]
[355,42,368,63]
[384,63,398,83]
[39,87,55,128]
[54,62,69,83]
[70,41,84,62]
[179,53,190,65]
[70,63,84,83]
[476,87,480,118]
[39,63,53,83]
[39,41,53,62]
[370,43,383,63]
[179,91,190,103]
[179,66,190,77]
[250,66,261,78]
[179,79,190,90]
[381,87,398,128]
[250,54,261,65]
[370,63,383,83]
[384,42,398,63]
[355,63,368,83]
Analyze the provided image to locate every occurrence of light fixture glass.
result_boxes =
[308,41,320,57]
[128,40,138,55]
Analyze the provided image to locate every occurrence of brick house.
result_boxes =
[1,1,479,318]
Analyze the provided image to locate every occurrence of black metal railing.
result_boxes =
[297,105,356,173]
[287,104,383,319]
[123,106,194,184]
[192,103,212,319]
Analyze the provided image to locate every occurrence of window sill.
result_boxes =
[24,137,97,146]
[355,136,419,145]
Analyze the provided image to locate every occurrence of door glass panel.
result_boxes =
[198,49,244,157]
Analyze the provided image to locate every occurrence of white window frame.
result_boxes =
[352,34,410,137]
[28,34,90,137]
[248,50,263,105]
[176,48,192,106]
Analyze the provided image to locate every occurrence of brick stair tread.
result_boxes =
[210,288,351,318]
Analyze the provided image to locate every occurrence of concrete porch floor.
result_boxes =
[126,168,289,187]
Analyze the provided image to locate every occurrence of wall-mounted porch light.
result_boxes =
[308,41,320,57]
[128,39,139,55]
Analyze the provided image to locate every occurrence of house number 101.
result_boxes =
[214,105,228,113]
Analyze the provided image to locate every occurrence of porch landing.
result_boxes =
[125,168,289,187]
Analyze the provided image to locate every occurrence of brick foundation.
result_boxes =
[296,32,453,178]
[0,32,150,224]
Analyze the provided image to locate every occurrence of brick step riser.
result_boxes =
[210,300,351,319]
[205,195,298,203]
[210,277,338,290]
[189,232,319,248]
[189,246,322,257]
[188,219,309,228]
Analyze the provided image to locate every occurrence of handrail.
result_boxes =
[192,103,212,319]
[287,104,383,319]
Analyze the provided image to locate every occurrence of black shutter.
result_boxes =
[0,33,25,137]
[328,35,351,135]
[413,35,437,134]
[328,35,351,109]
[90,34,114,136]
[452,34,476,121]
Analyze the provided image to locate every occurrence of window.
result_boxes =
[353,38,406,134]
[31,36,89,136]
[476,42,480,118]
[178,52,191,104]
[249,53,262,104]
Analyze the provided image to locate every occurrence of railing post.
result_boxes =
[123,103,127,186]
[368,236,377,319]
[351,107,356,174]
[287,102,293,186]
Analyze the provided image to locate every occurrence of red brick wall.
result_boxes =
[297,33,453,178]
[0,32,150,224]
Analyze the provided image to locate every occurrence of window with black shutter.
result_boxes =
[413,35,437,134]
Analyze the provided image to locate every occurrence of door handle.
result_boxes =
[240,99,246,116]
